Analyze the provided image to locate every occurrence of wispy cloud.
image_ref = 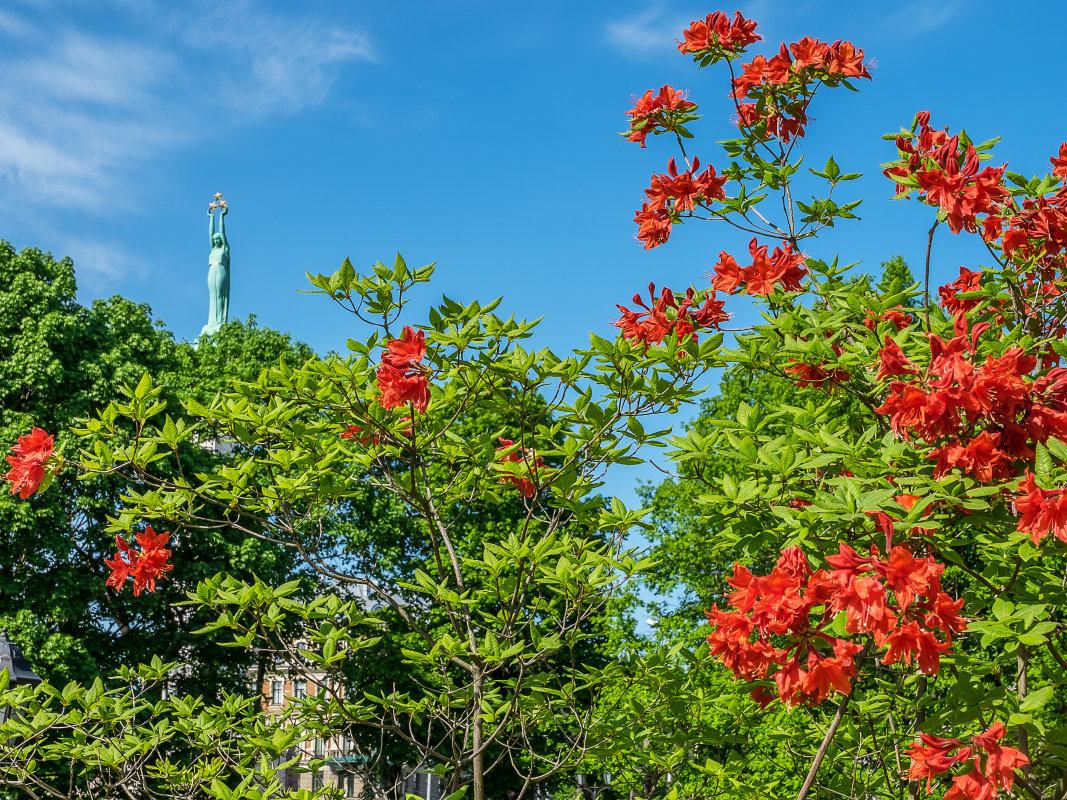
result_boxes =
[604,2,784,57]
[604,4,691,56]
[54,236,152,294]
[888,1,962,35]
[0,0,375,221]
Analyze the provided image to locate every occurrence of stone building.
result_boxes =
[257,660,442,800]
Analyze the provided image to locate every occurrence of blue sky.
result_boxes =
[2,0,1066,507]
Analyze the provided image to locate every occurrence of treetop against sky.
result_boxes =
[0,0,1065,360]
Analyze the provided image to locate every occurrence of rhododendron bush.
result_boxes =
[598,8,1065,800]
[4,8,1067,800]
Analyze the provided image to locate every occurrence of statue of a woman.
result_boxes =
[200,199,230,339]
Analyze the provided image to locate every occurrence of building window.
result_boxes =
[311,772,323,792]
[270,680,283,706]
[294,680,307,699]
[313,737,325,757]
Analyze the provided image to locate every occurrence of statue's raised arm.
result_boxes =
[218,203,228,248]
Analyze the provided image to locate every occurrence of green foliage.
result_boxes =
[1,253,717,800]
[0,241,312,692]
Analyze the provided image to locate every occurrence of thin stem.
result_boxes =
[797,689,852,800]
[924,220,939,331]
[1017,646,1037,787]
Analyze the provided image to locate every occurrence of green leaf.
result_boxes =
[1035,440,1052,482]
[1021,686,1054,712]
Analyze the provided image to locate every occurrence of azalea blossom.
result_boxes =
[1013,470,1067,545]
[615,283,728,351]
[104,527,174,596]
[377,326,432,413]
[907,722,1028,800]
[495,438,545,498]
[4,427,55,499]
[708,542,962,705]
[677,11,760,55]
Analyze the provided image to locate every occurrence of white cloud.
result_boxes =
[183,1,376,117]
[57,237,151,293]
[604,5,691,55]
[0,0,375,223]
[890,1,962,35]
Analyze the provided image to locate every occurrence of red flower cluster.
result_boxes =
[938,267,987,320]
[615,283,728,351]
[711,238,807,296]
[706,545,963,707]
[635,157,727,248]
[1013,470,1067,546]
[677,11,760,56]
[104,527,174,596]
[888,119,1067,352]
[495,438,545,498]
[625,85,697,148]
[377,326,431,413]
[864,305,912,331]
[907,722,1028,800]
[784,346,849,392]
[5,427,54,499]
[874,318,1067,483]
[730,38,870,143]
[884,112,1009,235]
[341,424,382,447]
[983,189,1067,346]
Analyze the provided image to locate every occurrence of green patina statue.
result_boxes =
[199,192,230,340]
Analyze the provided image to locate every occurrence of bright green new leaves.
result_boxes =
[13,254,715,800]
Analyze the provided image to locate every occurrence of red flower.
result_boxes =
[875,383,956,442]
[906,734,971,792]
[715,239,807,296]
[789,36,831,72]
[826,40,871,80]
[625,85,697,147]
[644,157,727,213]
[104,527,174,596]
[382,326,426,368]
[340,424,382,446]
[800,638,861,704]
[615,284,726,351]
[943,757,995,800]
[678,11,760,55]
[634,203,672,249]
[830,574,895,645]
[5,427,55,499]
[929,432,1013,482]
[705,605,782,680]
[908,722,1029,800]
[973,723,1029,793]
[876,337,919,380]
[874,546,942,611]
[1051,142,1067,181]
[495,438,545,498]
[865,306,912,331]
[377,326,431,413]
[711,251,743,293]
[939,267,985,319]
[883,620,947,675]
[1013,470,1067,545]
[924,592,968,639]
[784,357,849,392]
